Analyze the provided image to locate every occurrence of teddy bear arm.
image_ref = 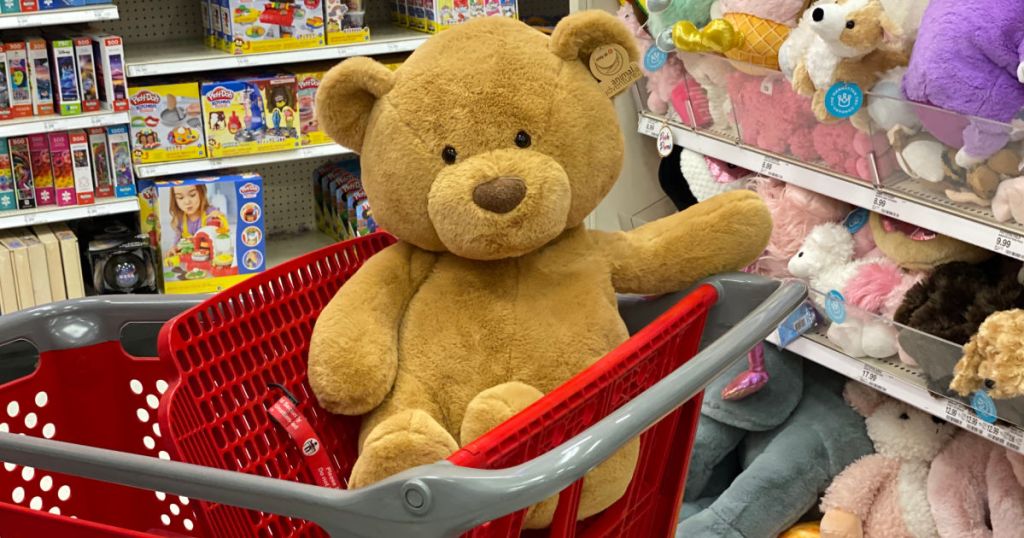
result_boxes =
[591,190,771,295]
[820,454,898,521]
[308,241,435,415]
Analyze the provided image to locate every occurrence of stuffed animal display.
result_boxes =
[308,11,773,528]
[952,309,1024,400]
[819,382,956,538]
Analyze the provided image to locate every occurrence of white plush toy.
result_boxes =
[788,223,899,359]
[678,149,752,202]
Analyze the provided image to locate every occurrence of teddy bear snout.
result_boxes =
[473,176,527,214]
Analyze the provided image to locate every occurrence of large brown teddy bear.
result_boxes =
[308,11,772,527]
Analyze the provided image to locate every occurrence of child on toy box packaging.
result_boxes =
[138,173,266,294]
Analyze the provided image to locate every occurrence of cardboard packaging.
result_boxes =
[25,37,55,116]
[87,127,114,198]
[128,82,207,164]
[201,74,300,158]
[5,41,33,118]
[9,137,33,209]
[28,133,54,206]
[49,222,83,299]
[31,224,66,301]
[291,67,330,146]
[0,240,18,313]
[0,52,14,120]
[0,139,14,212]
[0,231,34,309]
[105,125,135,197]
[68,130,94,205]
[47,131,76,206]
[73,36,100,112]
[90,34,128,112]
[219,0,326,54]
[325,0,370,45]
[13,229,51,305]
[50,37,81,116]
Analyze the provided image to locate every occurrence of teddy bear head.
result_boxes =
[845,381,954,461]
[316,13,638,260]
[788,222,855,279]
[804,0,899,59]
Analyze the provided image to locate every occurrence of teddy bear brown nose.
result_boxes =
[473,177,527,214]
[812,7,824,22]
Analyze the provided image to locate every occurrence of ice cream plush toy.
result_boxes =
[903,0,1024,168]
[711,0,811,69]
[308,11,773,528]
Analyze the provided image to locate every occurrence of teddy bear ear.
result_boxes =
[843,381,885,417]
[549,10,641,74]
[316,57,396,153]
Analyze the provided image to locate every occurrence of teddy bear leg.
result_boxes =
[575,438,640,521]
[349,409,459,489]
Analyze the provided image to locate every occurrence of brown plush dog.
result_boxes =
[308,11,772,527]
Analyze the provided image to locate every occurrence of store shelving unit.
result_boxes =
[0,197,139,232]
[767,332,1024,455]
[0,4,118,29]
[637,113,1024,262]
[265,230,336,268]
[0,109,130,138]
[135,144,352,178]
[125,26,427,77]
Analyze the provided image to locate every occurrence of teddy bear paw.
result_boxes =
[349,409,459,489]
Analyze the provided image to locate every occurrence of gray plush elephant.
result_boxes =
[677,344,873,537]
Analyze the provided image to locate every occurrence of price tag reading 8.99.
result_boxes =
[993,231,1024,260]
[760,156,784,180]
[871,192,901,219]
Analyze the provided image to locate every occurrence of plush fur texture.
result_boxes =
[619,4,688,115]
[928,431,1024,538]
[681,53,738,133]
[679,352,872,538]
[903,0,1024,160]
[869,212,991,271]
[819,382,955,538]
[746,177,852,278]
[310,12,773,527]
[952,309,1024,399]
[679,148,751,202]
[648,0,717,38]
[711,0,810,69]
[895,257,1024,346]
[993,176,1024,225]
[789,0,908,129]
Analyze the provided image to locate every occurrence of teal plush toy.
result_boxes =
[647,0,717,41]
[677,345,873,538]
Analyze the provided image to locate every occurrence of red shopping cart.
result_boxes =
[0,232,805,538]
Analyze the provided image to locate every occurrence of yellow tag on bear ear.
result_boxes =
[589,44,642,98]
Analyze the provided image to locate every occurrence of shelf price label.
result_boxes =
[859,364,887,393]
[235,56,254,67]
[944,400,966,426]
[871,192,901,219]
[993,230,1024,260]
[22,214,36,226]
[86,206,101,217]
[760,156,785,180]
[16,15,29,26]
[1004,427,1024,452]
[130,65,154,77]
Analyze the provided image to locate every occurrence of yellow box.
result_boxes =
[128,82,207,164]
[291,68,331,147]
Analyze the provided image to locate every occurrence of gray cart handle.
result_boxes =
[0,274,805,538]
[0,294,205,352]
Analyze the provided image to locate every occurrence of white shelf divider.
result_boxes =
[0,109,129,138]
[135,144,352,179]
[0,4,118,29]
[0,197,139,232]
[638,113,1024,262]
[126,26,426,77]
[765,332,1024,454]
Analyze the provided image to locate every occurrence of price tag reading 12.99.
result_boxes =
[994,231,1024,261]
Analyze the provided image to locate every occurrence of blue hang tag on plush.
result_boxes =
[643,44,668,72]
[845,208,869,234]
[825,82,864,119]
[776,300,820,348]
[971,391,998,424]
[825,290,847,324]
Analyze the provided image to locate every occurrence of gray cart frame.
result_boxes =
[0,274,805,538]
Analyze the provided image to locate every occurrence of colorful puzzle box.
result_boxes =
[138,173,266,294]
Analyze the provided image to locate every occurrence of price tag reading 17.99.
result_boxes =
[993,231,1024,261]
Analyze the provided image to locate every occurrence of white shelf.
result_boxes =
[766,332,1024,454]
[266,230,337,268]
[638,114,1024,263]
[126,26,426,77]
[135,143,352,178]
[0,4,118,29]
[0,197,139,231]
[0,109,129,138]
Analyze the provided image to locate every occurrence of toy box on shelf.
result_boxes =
[4,41,32,118]
[395,0,517,33]
[324,0,369,45]
[215,0,326,55]
[89,33,128,112]
[289,64,329,146]
[138,173,266,294]
[200,73,300,158]
[0,139,13,212]
[128,82,207,164]
[312,158,376,240]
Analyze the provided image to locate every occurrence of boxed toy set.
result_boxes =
[68,130,94,205]
[138,172,266,294]
[105,124,135,197]
[291,66,329,146]
[9,137,33,209]
[324,0,369,45]
[129,82,207,164]
[312,159,376,240]
[395,0,517,33]
[0,139,13,211]
[28,133,54,206]
[201,73,300,158]
[214,0,326,55]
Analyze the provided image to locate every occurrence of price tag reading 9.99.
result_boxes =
[993,231,1024,261]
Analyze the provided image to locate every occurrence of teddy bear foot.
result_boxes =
[460,382,544,445]
[349,409,459,489]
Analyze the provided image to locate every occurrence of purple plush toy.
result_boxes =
[902,0,1024,167]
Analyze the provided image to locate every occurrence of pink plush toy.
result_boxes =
[820,382,955,538]
[728,71,820,161]
[927,431,1024,538]
[618,4,687,115]
[812,122,897,182]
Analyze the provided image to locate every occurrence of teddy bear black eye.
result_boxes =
[899,412,909,420]
[441,145,458,165]
[845,20,855,29]
[515,131,532,148]
[798,252,804,258]
[984,379,996,390]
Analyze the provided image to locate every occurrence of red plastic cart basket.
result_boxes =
[0,232,805,538]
